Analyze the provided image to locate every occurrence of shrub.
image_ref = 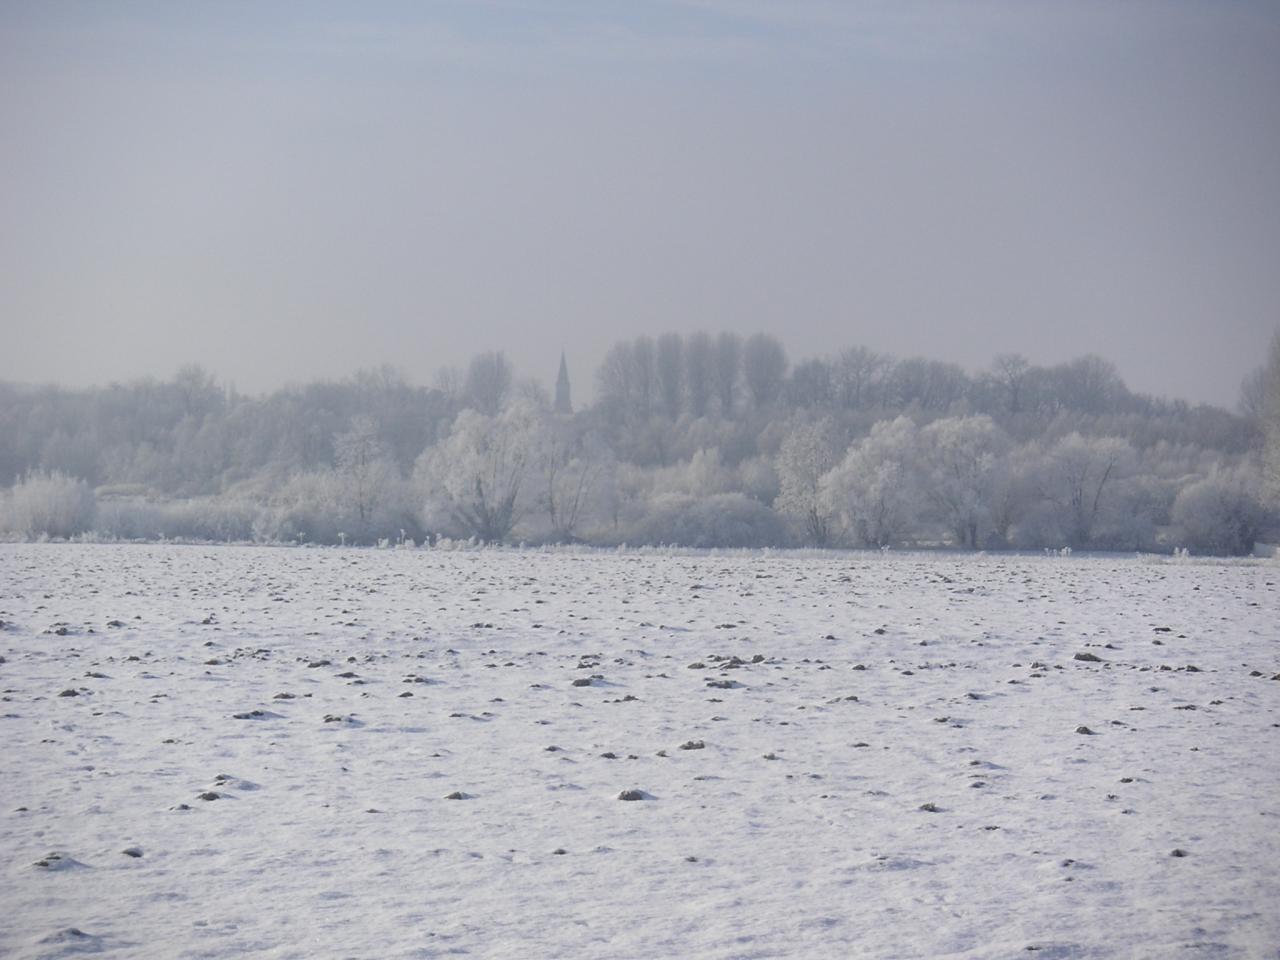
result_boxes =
[1,471,95,539]
[1172,468,1266,555]
[626,493,789,548]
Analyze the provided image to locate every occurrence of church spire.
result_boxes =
[554,351,572,415]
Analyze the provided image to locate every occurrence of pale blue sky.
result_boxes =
[3,1,1278,405]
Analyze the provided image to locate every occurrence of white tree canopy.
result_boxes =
[821,416,921,547]
[918,415,1011,549]
[775,418,843,546]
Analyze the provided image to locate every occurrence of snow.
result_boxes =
[1,543,1278,959]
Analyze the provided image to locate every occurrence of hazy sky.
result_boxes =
[3,1,1278,407]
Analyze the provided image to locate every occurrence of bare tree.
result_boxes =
[433,366,463,403]
[713,332,741,416]
[743,333,788,408]
[464,351,513,415]
[632,336,657,417]
[885,357,968,410]
[597,341,637,413]
[1051,354,1127,415]
[834,346,888,409]
[172,364,223,420]
[597,338,657,420]
[656,333,685,419]
[685,331,714,418]
[990,353,1031,415]
[787,358,833,408]
[539,421,602,542]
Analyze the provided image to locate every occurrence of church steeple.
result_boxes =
[554,351,572,415]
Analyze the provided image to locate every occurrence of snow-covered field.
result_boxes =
[1,543,1277,960]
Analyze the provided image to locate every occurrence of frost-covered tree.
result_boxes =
[821,416,921,547]
[334,416,400,542]
[918,415,1010,548]
[415,402,539,542]
[0,331,1268,554]
[1033,433,1135,547]
[1173,467,1265,555]
[538,419,603,542]
[987,443,1041,547]
[775,418,843,545]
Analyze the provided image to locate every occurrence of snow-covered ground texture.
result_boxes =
[1,544,1278,960]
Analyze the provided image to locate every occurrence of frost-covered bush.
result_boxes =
[1,471,96,539]
[89,499,165,540]
[736,455,780,504]
[93,497,263,541]
[1172,468,1266,555]
[1097,476,1163,551]
[253,469,419,545]
[157,499,260,542]
[245,472,339,544]
[626,493,789,548]
[645,448,732,503]
[683,448,732,498]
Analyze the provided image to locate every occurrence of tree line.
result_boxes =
[2,332,1277,554]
